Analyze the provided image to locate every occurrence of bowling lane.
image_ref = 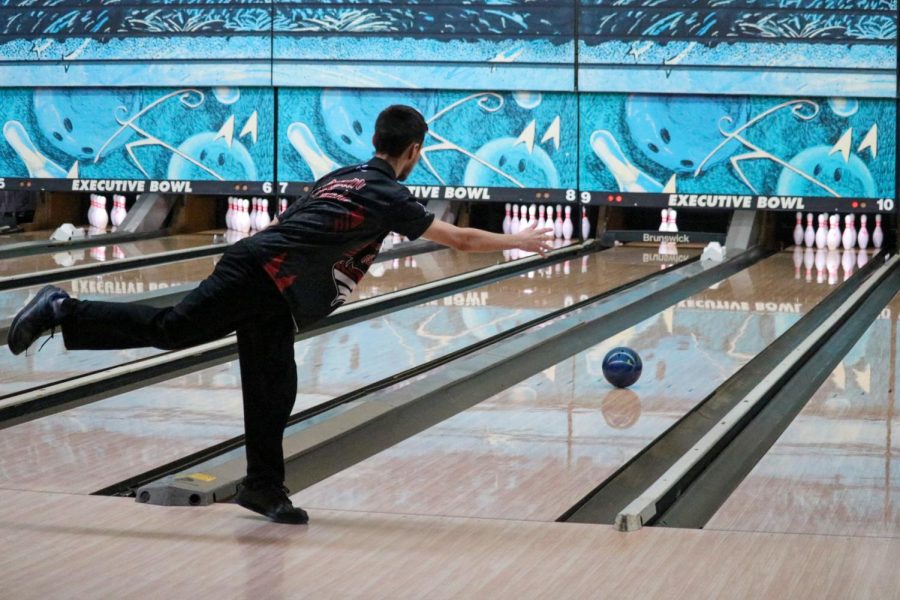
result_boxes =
[0,231,224,281]
[0,246,677,494]
[0,247,512,396]
[290,250,844,522]
[706,292,900,538]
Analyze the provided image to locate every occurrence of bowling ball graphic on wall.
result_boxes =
[319,89,438,162]
[33,89,142,160]
[167,132,258,181]
[776,145,876,197]
[625,95,750,173]
[463,137,560,188]
[602,347,642,388]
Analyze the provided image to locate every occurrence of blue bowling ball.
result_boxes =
[602,347,642,388]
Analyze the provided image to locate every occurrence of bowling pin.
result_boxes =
[249,198,258,230]
[545,206,554,235]
[667,209,678,233]
[537,205,546,230]
[581,210,591,239]
[257,199,271,230]
[793,212,804,247]
[279,198,288,215]
[562,206,574,240]
[111,195,127,227]
[803,213,815,247]
[826,214,841,250]
[659,209,669,232]
[502,203,512,234]
[510,204,520,234]
[528,204,537,229]
[815,214,827,249]
[226,198,234,230]
[554,205,563,239]
[793,246,803,279]
[873,214,883,248]
[94,195,108,230]
[803,247,815,283]
[520,204,529,228]
[87,195,96,227]
[858,215,869,249]
[240,199,251,234]
[842,215,856,250]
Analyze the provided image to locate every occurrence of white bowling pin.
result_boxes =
[240,199,251,233]
[815,214,827,249]
[659,208,669,232]
[803,247,815,283]
[502,203,511,234]
[858,215,869,249]
[842,215,856,250]
[111,195,127,227]
[226,198,234,230]
[510,204,520,234]
[279,198,288,215]
[873,214,883,248]
[94,196,108,230]
[257,199,271,230]
[528,204,537,228]
[581,211,590,239]
[793,212,804,247]
[667,209,678,233]
[537,205,546,230]
[87,194,97,228]
[249,198,258,230]
[554,205,563,239]
[562,206,574,240]
[521,204,530,228]
[545,206,554,235]
[803,213,815,247]
[826,215,841,250]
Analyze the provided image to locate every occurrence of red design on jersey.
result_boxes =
[262,253,298,292]
[331,256,367,307]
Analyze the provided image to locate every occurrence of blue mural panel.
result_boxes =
[0,87,274,188]
[278,88,577,195]
[272,1,575,90]
[580,93,896,202]
[0,0,272,86]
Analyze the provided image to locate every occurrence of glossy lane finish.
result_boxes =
[292,251,837,522]
[0,232,225,281]
[2,489,897,600]
[0,247,663,494]
[707,293,900,538]
[0,247,507,396]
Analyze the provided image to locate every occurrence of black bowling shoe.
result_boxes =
[235,483,309,525]
[8,285,69,355]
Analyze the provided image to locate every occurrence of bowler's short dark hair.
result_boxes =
[373,105,427,157]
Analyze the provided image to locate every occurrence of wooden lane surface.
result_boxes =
[291,251,838,522]
[707,293,900,538]
[0,231,226,280]
[0,247,507,396]
[0,247,672,494]
[1,488,897,600]
[0,229,57,246]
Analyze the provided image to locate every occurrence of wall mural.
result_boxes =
[580,94,896,201]
[277,88,578,196]
[0,1,893,97]
[0,87,274,187]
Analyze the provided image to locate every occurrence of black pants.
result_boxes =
[59,241,297,488]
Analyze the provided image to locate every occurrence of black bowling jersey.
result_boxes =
[245,157,435,330]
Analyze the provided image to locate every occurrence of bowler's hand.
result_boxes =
[512,223,555,256]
